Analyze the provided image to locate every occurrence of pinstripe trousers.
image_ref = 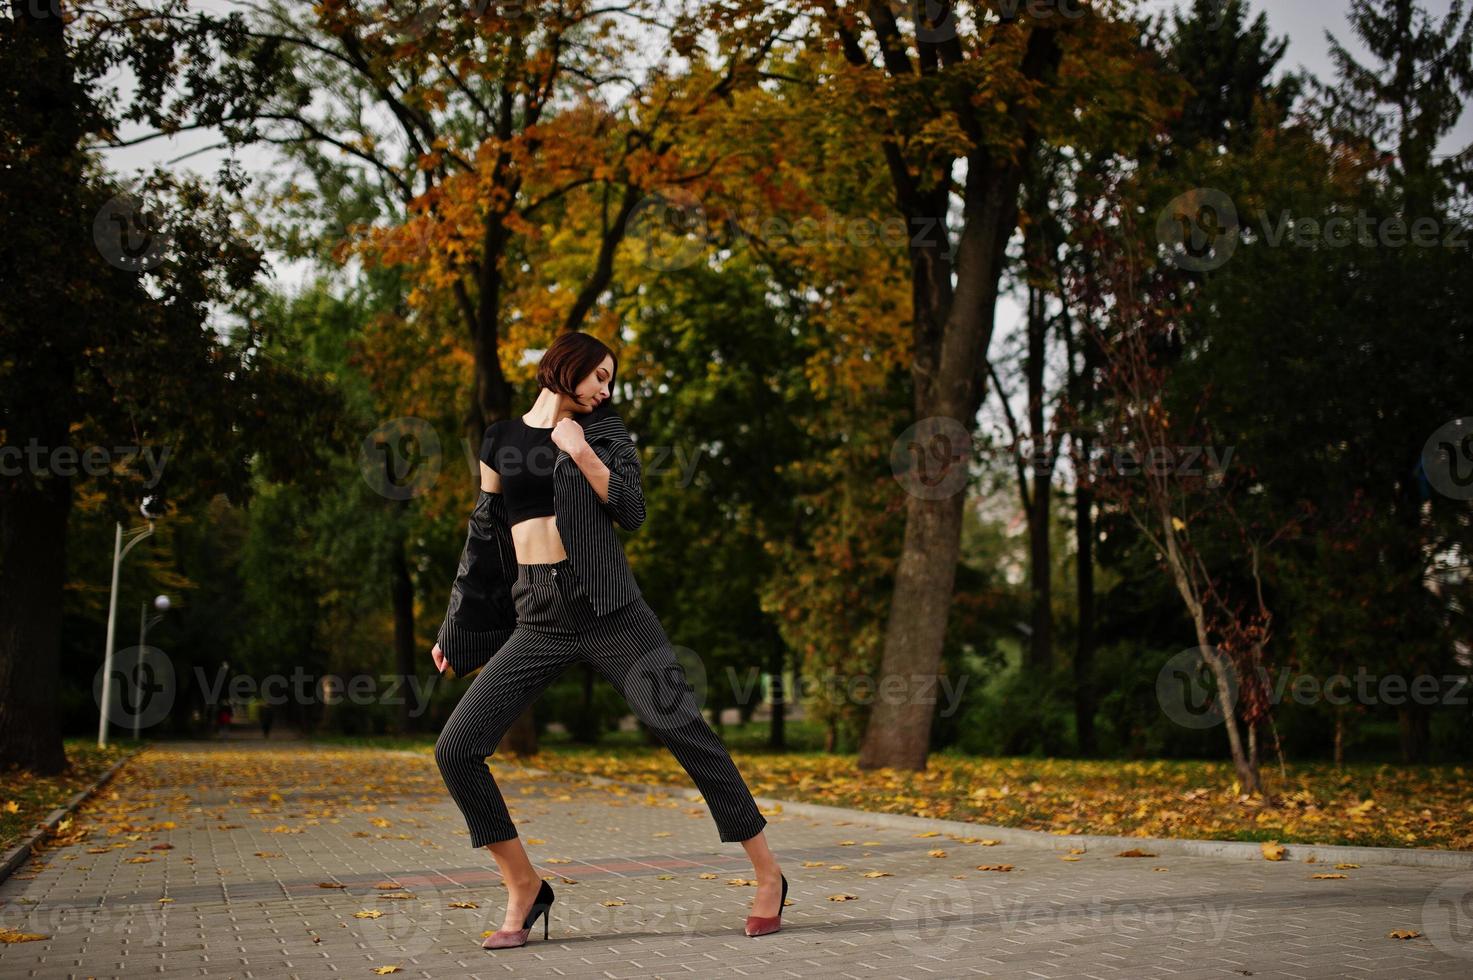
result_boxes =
[434,556,769,848]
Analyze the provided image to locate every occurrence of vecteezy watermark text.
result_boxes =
[0,441,171,487]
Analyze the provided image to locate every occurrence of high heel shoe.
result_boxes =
[482,878,555,949]
[744,872,788,937]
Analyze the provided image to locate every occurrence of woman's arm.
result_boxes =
[569,435,646,532]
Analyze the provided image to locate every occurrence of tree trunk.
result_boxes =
[1073,477,1097,755]
[1025,279,1054,673]
[854,21,1065,773]
[0,472,72,774]
[767,645,786,751]
[0,2,87,774]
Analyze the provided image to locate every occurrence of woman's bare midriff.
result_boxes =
[481,460,567,564]
[510,514,568,564]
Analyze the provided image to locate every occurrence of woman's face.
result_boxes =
[571,355,615,412]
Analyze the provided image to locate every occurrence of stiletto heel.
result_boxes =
[744,872,788,937]
[482,878,556,949]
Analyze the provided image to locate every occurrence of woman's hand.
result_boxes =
[550,417,589,460]
[431,642,447,674]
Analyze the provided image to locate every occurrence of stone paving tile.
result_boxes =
[0,740,1470,979]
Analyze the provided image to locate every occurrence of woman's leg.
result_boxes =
[433,625,578,848]
[578,592,782,913]
[741,829,784,918]
[435,591,580,931]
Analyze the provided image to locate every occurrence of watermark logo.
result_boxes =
[892,416,974,500]
[360,417,442,499]
[886,875,975,960]
[625,189,709,272]
[1423,871,1473,959]
[622,642,709,731]
[1156,647,1235,730]
[357,878,446,961]
[1157,188,1239,272]
[94,188,172,273]
[94,645,177,731]
[1422,418,1473,501]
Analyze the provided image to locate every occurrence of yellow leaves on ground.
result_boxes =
[827,893,858,901]
[976,864,1014,872]
[125,856,153,864]
[371,966,400,975]
[1311,873,1349,879]
[353,910,383,919]
[3,801,20,814]
[1387,929,1422,939]
[927,849,947,858]
[254,851,282,858]
[600,898,625,906]
[1117,849,1157,857]
[699,872,719,879]
[374,882,401,890]
[317,882,346,889]
[1261,841,1286,861]
[448,901,478,909]
[525,837,546,845]
[377,892,416,900]
[0,927,50,943]
[520,750,1473,850]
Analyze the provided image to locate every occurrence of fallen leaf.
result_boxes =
[1261,841,1286,861]
[371,967,400,975]
[698,872,718,879]
[827,893,858,901]
[913,831,941,838]
[317,882,346,889]
[353,910,383,919]
[1335,863,1361,870]
[1388,929,1422,940]
[1117,849,1156,858]
[0,927,50,943]
[600,899,625,907]
[448,901,478,909]
[1311,873,1348,879]
[976,864,1014,872]
[927,849,947,858]
[861,870,893,878]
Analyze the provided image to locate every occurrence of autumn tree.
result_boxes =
[0,0,340,772]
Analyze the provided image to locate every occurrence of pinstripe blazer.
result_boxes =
[435,402,647,675]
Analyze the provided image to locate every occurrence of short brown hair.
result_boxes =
[536,331,617,397]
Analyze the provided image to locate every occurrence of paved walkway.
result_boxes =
[1,740,1470,978]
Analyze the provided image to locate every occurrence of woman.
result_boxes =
[431,332,788,949]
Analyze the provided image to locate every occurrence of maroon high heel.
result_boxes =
[744,872,788,937]
[482,879,555,949]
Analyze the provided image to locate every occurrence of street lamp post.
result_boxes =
[133,594,171,741]
[98,497,163,749]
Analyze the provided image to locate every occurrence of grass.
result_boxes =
[0,739,136,854]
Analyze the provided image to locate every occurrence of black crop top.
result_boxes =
[479,418,558,526]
